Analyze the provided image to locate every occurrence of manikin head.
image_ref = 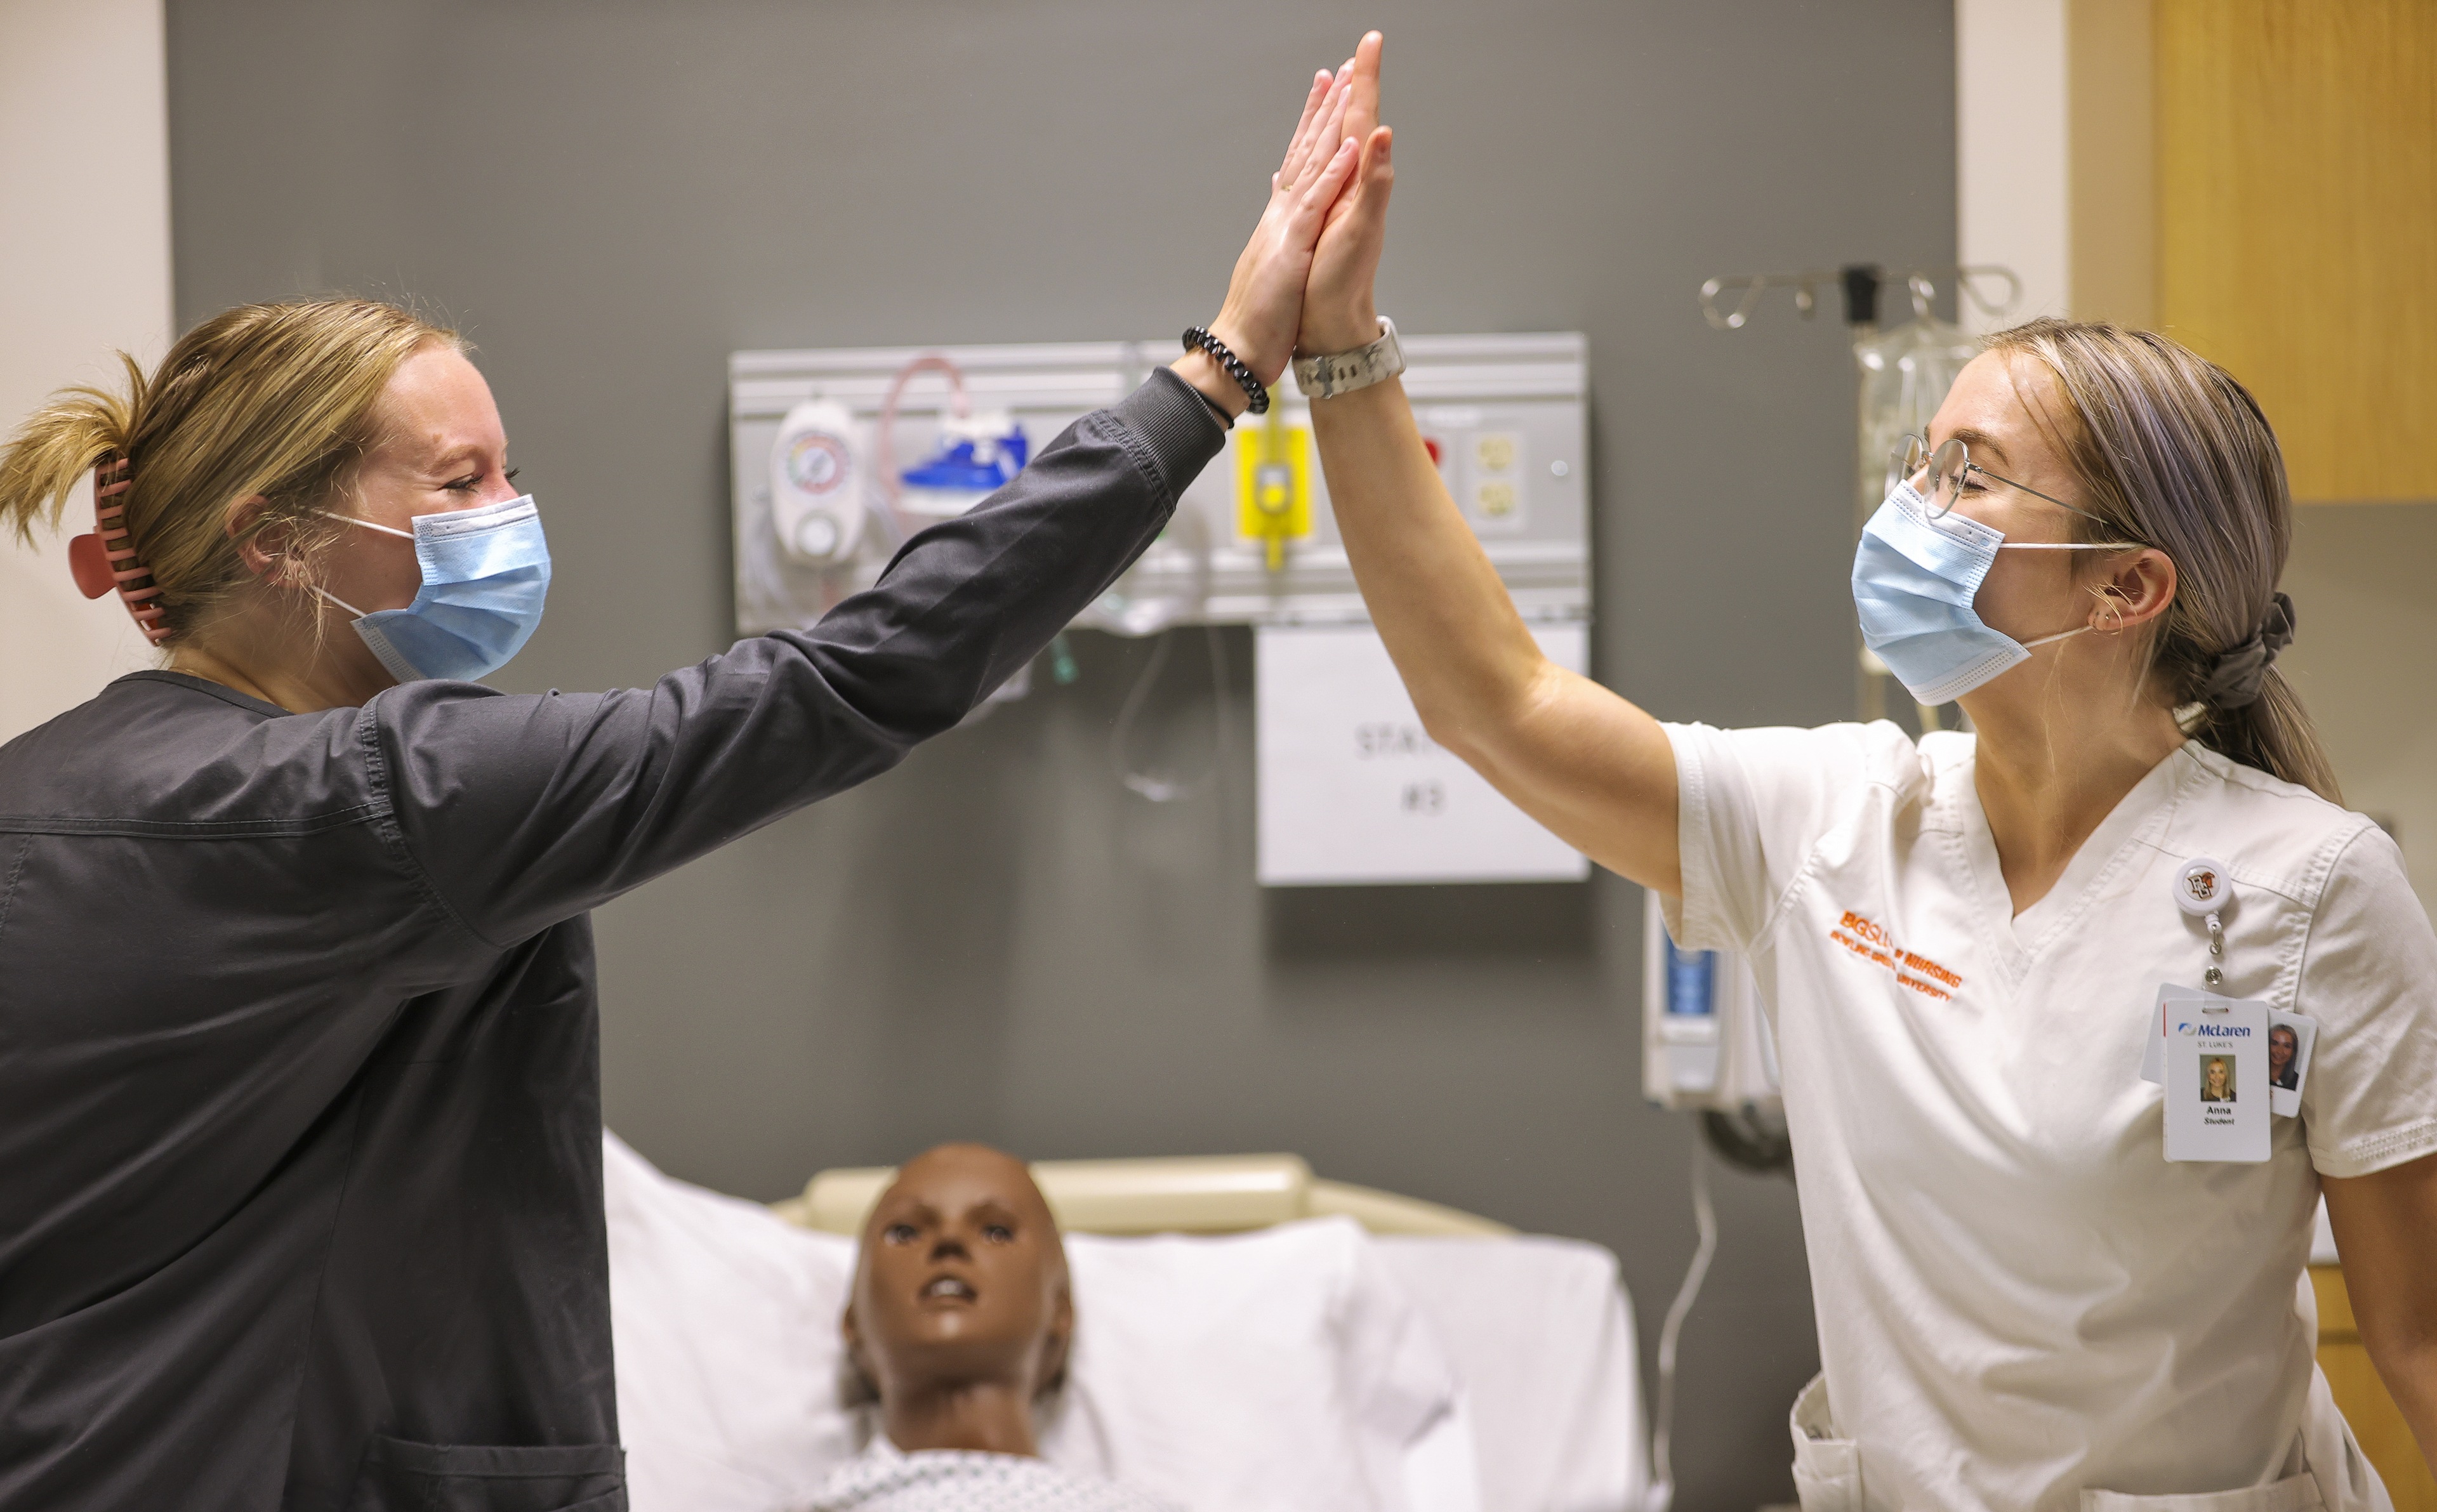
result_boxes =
[2269,1025,2298,1077]
[2202,1056,2234,1101]
[843,1143,1073,1452]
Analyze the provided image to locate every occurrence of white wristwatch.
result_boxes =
[1293,317,1404,400]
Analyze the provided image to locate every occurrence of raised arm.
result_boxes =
[381,70,1373,943]
[1298,34,1682,893]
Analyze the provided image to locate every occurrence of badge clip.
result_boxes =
[2175,856,2231,988]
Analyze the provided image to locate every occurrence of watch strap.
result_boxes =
[1293,317,1404,400]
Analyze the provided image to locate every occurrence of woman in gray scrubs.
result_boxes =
[0,62,1370,1512]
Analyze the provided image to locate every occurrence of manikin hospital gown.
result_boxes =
[0,371,1224,1511]
[793,1438,1184,1512]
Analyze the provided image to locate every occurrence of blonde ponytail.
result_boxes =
[0,352,145,544]
[0,300,461,648]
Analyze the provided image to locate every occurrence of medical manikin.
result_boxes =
[788,1145,1180,1512]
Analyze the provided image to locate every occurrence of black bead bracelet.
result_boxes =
[1182,327,1269,415]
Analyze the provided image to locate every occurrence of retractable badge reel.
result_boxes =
[2144,857,2276,1162]
[2174,857,2231,986]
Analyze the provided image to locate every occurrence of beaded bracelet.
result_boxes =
[1181,327,1269,415]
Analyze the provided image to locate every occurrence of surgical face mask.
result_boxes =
[1850,480,2120,706]
[313,496,552,683]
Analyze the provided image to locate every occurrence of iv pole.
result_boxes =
[1698,262,2021,730]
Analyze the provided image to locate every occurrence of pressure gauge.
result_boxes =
[769,400,868,565]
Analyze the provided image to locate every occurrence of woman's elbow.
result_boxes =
[1411,666,1547,770]
[1419,707,1524,784]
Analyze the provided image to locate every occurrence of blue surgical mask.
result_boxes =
[314,496,552,683]
[1851,480,2109,706]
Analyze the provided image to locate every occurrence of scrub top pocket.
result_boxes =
[346,1436,626,1512]
[1788,1372,1863,1512]
[2079,1471,2325,1511]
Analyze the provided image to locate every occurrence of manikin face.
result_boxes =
[2203,1058,2233,1100]
[2269,1027,2297,1075]
[843,1143,1073,1405]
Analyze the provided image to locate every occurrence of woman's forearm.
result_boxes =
[1307,369,1682,892]
[1308,378,1551,759]
[2325,1157,2437,1478]
[1291,32,1681,891]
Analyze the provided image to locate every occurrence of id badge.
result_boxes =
[2161,993,2269,1162]
[2142,984,2315,1117]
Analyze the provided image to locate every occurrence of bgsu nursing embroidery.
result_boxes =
[1830,911,1964,1002]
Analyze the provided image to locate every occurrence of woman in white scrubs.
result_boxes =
[1293,40,2437,1512]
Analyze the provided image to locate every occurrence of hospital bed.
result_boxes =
[605,1135,1647,1512]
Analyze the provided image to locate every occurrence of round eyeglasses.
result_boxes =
[1889,433,2113,529]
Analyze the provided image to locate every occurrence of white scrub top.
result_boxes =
[1663,721,2437,1512]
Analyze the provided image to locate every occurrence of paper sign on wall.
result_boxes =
[1255,622,1592,886]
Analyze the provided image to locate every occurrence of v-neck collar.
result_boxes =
[1946,739,2201,978]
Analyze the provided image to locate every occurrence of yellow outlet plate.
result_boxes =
[1236,423,1312,546]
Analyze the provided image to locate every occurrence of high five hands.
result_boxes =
[1302,32,1394,358]
[1175,32,1396,417]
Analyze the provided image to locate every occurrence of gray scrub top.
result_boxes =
[0,372,1222,1511]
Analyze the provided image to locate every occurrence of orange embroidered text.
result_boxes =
[1830,910,1963,1002]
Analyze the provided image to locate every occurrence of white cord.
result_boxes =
[1109,626,1232,803]
[1646,1135,1717,1512]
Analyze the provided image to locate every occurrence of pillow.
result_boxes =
[1048,1221,1463,1511]
[604,1135,1463,1512]
[1372,1236,1646,1512]
[605,1133,861,1512]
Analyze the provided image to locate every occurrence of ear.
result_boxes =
[2089,545,2177,634]
[840,1302,864,1370]
[839,1303,879,1402]
[223,494,289,584]
[1036,1282,1075,1396]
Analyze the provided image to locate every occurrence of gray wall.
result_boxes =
[167,4,1955,1506]
[2280,502,2437,914]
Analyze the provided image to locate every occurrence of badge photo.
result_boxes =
[2263,1010,2316,1118]
[2162,995,2269,1163]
